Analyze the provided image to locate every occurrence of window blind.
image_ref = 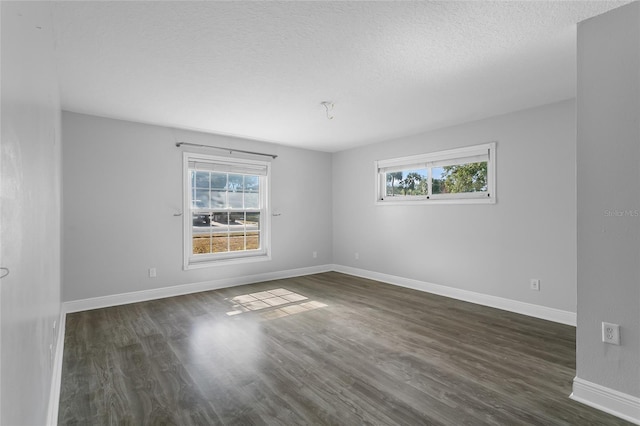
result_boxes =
[188,160,268,176]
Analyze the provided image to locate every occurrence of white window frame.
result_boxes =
[183,152,271,269]
[375,142,496,205]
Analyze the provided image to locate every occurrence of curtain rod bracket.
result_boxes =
[175,142,277,159]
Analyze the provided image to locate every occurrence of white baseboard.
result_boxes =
[63,264,333,313]
[63,264,576,326]
[571,377,640,424]
[332,264,576,326]
[46,309,67,426]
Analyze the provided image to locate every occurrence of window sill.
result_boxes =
[376,197,496,206]
[184,252,271,270]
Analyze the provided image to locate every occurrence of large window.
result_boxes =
[375,142,496,204]
[183,153,270,269]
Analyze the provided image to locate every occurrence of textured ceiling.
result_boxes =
[52,1,630,152]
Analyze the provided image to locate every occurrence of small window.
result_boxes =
[375,142,496,204]
[183,153,270,269]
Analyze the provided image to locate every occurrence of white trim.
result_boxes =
[63,265,333,313]
[375,196,495,206]
[332,264,576,326]
[46,309,66,426]
[571,377,640,425]
[185,252,271,269]
[64,264,577,322]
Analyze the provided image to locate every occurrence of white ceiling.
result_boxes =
[52,1,629,152]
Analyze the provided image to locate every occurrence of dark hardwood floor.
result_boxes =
[58,272,632,425]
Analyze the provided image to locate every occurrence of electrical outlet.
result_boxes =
[530,279,540,291]
[149,267,157,278]
[312,251,317,258]
[354,252,359,260]
[602,322,620,345]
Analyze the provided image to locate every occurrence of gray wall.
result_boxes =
[1,2,62,425]
[62,112,333,301]
[332,100,577,312]
[576,2,640,397]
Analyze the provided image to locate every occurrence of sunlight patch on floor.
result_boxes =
[225,288,327,319]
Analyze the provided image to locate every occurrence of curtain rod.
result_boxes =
[175,142,277,159]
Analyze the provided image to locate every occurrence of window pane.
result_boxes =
[192,226,212,254]
[212,211,229,224]
[244,192,259,209]
[244,175,259,191]
[211,234,230,253]
[194,171,210,188]
[212,212,230,253]
[230,211,246,224]
[228,212,247,252]
[228,174,244,192]
[210,173,227,190]
[229,232,246,252]
[432,167,446,194]
[210,190,226,208]
[246,232,260,250]
[228,192,243,209]
[191,187,197,208]
[435,161,488,194]
[245,212,260,230]
[225,174,243,208]
[194,189,211,208]
[192,212,210,227]
[244,175,260,209]
[245,212,260,250]
[385,169,427,196]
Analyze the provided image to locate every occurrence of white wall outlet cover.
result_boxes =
[530,279,540,291]
[602,322,620,345]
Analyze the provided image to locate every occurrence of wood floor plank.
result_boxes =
[59,272,633,425]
